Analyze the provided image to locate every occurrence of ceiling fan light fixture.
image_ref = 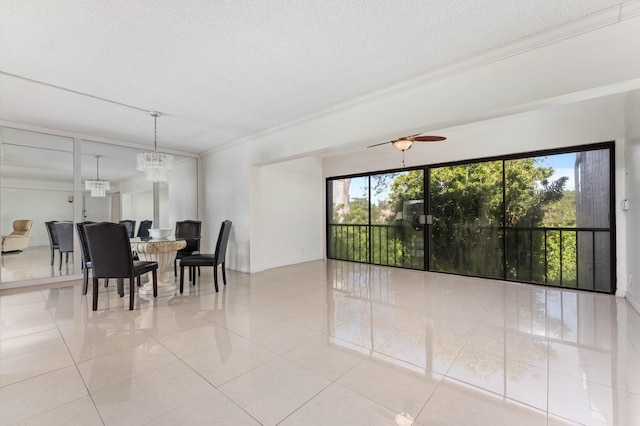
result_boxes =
[137,112,174,182]
[392,139,413,151]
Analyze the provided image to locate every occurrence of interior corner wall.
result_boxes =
[203,150,324,274]
[202,145,253,272]
[258,157,324,270]
[624,90,640,311]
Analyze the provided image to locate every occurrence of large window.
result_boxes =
[327,170,425,269]
[327,143,615,293]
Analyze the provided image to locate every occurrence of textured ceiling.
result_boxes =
[0,0,632,155]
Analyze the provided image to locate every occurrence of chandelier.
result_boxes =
[136,111,173,182]
[85,155,110,197]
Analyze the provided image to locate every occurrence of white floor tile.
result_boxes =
[280,383,399,426]
[416,378,547,425]
[337,357,440,419]
[0,366,89,425]
[219,356,331,425]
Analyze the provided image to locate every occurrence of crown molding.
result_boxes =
[621,0,640,20]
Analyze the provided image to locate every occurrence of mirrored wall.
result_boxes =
[0,126,198,288]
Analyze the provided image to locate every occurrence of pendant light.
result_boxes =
[136,111,174,182]
[85,155,110,197]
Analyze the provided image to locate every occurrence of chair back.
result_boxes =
[75,221,94,264]
[11,220,33,237]
[214,220,232,265]
[176,220,201,253]
[83,222,134,279]
[119,220,136,238]
[137,220,153,238]
[54,221,74,253]
[45,221,59,247]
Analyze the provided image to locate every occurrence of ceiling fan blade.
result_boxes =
[413,135,446,142]
[366,141,392,148]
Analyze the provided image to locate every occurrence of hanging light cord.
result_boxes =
[95,156,101,180]
[152,112,160,153]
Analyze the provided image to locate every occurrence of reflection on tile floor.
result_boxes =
[1,245,75,282]
[1,259,640,425]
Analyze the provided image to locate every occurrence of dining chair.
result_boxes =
[179,220,232,293]
[44,221,59,266]
[54,221,74,271]
[83,222,159,311]
[119,220,136,238]
[174,220,202,277]
[137,220,153,238]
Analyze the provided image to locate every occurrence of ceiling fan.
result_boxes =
[367,133,446,167]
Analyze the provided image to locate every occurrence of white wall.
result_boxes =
[82,194,112,222]
[625,90,640,310]
[203,15,640,274]
[1,179,73,247]
[203,144,252,268]
[254,157,324,271]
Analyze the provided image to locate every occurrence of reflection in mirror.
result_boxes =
[81,140,153,225]
[1,131,198,288]
[159,156,198,230]
[1,127,75,283]
[82,141,198,235]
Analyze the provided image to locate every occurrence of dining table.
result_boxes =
[129,237,187,296]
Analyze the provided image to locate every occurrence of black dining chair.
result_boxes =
[137,220,153,238]
[180,220,232,293]
[119,220,136,238]
[54,221,74,271]
[174,220,202,277]
[44,221,59,266]
[83,222,159,311]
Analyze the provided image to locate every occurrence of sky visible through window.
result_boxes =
[540,152,576,191]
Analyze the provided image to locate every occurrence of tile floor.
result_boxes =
[1,260,640,425]
[1,245,75,282]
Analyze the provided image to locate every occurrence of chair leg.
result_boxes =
[117,278,124,297]
[222,261,227,285]
[82,269,89,295]
[152,270,158,298]
[58,253,62,271]
[174,259,177,277]
[191,266,197,286]
[179,265,185,294]
[129,278,135,310]
[50,248,54,266]
[213,266,219,292]
[92,278,99,311]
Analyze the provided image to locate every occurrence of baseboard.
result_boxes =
[626,292,640,315]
